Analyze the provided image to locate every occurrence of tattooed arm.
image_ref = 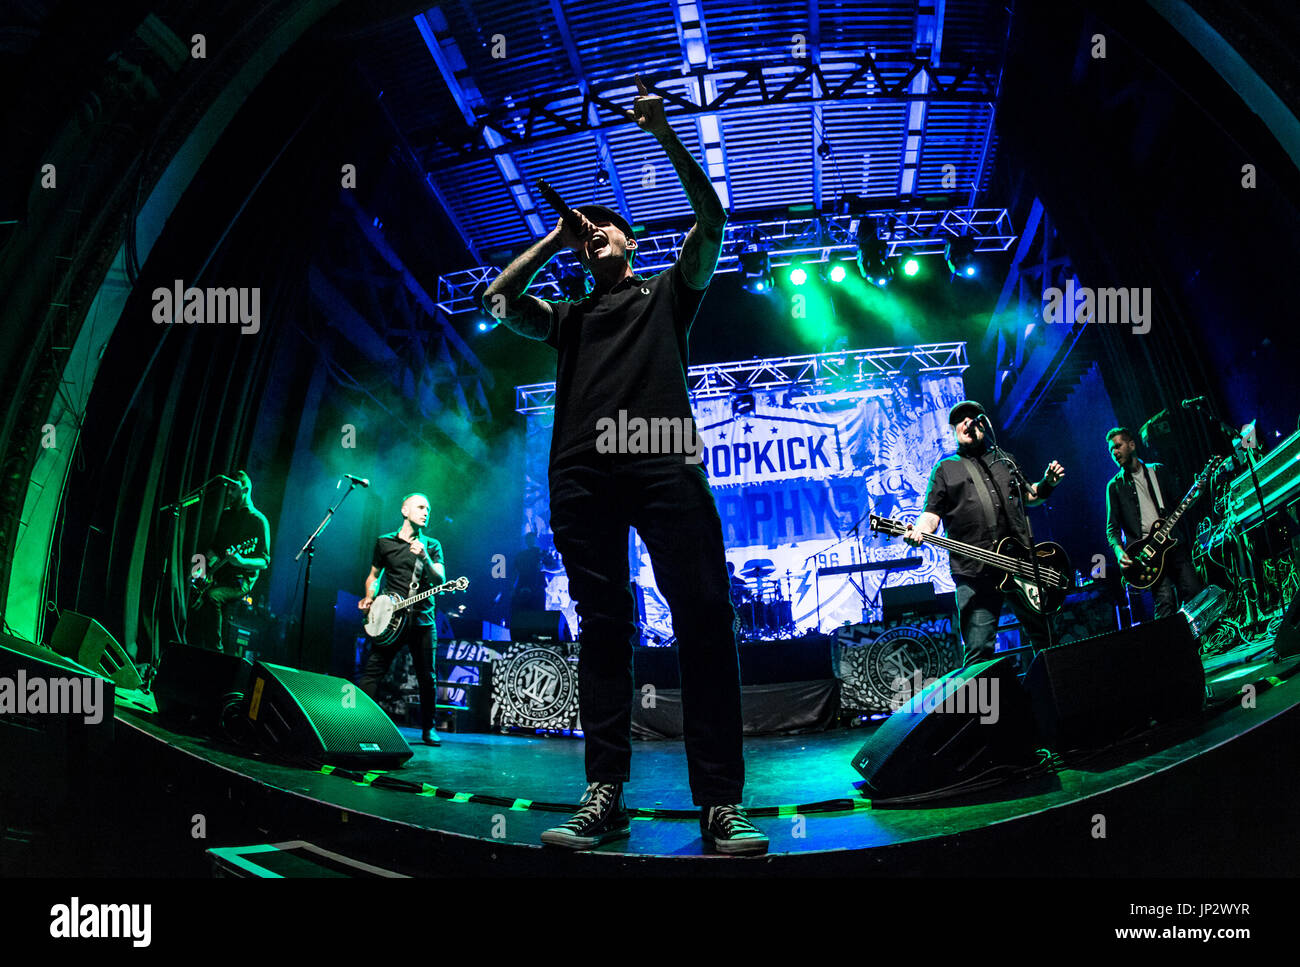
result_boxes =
[480,231,565,340]
[629,77,727,289]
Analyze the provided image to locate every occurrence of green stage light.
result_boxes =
[829,264,847,283]
[902,258,920,277]
[789,267,808,286]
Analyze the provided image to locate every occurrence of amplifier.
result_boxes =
[1225,428,1300,531]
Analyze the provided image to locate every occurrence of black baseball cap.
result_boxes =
[948,400,986,426]
[574,205,634,240]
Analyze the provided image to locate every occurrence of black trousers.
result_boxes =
[191,584,246,655]
[1147,546,1204,620]
[954,572,1054,666]
[549,455,743,807]
[358,621,437,732]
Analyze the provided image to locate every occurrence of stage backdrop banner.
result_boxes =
[834,616,963,713]
[522,358,968,643]
[488,641,581,732]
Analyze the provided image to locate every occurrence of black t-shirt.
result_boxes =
[209,505,270,591]
[371,531,444,627]
[923,449,1030,580]
[543,262,708,467]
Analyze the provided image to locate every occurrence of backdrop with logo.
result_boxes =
[521,349,968,644]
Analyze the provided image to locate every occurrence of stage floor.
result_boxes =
[111,651,1300,873]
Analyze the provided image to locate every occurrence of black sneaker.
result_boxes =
[540,782,630,849]
[700,805,769,855]
[420,729,441,746]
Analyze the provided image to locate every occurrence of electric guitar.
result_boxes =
[1122,455,1225,590]
[870,514,1073,615]
[188,538,258,611]
[363,576,469,647]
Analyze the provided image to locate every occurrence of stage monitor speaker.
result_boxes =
[242,661,412,767]
[0,635,115,864]
[50,611,143,690]
[1024,613,1204,750]
[510,610,571,643]
[154,643,253,732]
[1272,589,1300,660]
[850,657,1037,798]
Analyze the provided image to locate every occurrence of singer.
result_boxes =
[904,401,1066,666]
[481,76,766,855]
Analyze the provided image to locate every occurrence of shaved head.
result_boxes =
[402,492,430,512]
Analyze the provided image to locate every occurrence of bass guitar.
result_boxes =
[188,538,258,611]
[363,576,469,647]
[1122,455,1225,590]
[870,514,1073,615]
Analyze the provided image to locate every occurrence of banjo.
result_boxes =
[363,576,468,647]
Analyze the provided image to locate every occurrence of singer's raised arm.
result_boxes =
[626,76,727,290]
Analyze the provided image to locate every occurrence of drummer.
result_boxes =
[726,561,752,605]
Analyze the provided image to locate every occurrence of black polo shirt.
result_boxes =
[923,449,1030,580]
[210,505,271,592]
[543,262,707,467]
[371,531,444,628]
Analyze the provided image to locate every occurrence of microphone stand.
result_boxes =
[294,477,362,669]
[158,475,239,663]
[984,422,1055,651]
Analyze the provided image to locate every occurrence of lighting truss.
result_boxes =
[516,342,968,414]
[441,210,1014,314]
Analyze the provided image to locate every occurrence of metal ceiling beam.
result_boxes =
[547,0,631,218]
[670,0,733,211]
[414,8,546,238]
[897,0,945,199]
[419,55,1001,165]
[809,0,824,209]
[968,4,1016,207]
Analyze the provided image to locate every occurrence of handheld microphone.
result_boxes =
[343,474,370,488]
[535,178,586,235]
[1181,396,1207,409]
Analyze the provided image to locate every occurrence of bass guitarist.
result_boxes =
[904,401,1066,666]
[1104,426,1203,619]
[358,493,444,746]
[191,471,270,655]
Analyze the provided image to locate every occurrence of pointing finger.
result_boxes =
[635,74,649,96]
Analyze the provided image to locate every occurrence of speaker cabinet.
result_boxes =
[1273,589,1300,660]
[154,643,253,732]
[1024,613,1204,750]
[510,610,571,642]
[242,661,412,767]
[851,657,1037,797]
[0,635,115,874]
[50,611,143,690]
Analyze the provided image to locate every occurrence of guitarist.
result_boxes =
[1104,426,1203,619]
[904,401,1066,666]
[191,471,271,655]
[358,493,444,746]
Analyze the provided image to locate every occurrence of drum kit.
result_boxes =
[731,558,798,640]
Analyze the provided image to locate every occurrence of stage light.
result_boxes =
[856,217,891,283]
[595,166,610,186]
[789,267,808,286]
[738,243,773,294]
[902,257,920,277]
[816,141,833,160]
[477,320,490,332]
[829,264,847,283]
[945,235,978,279]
